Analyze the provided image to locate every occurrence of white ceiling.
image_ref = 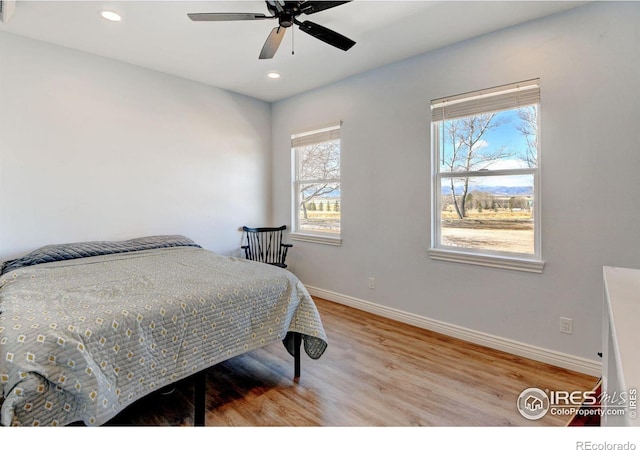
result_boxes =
[0,1,587,102]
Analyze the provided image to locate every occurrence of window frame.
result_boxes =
[290,123,342,246]
[429,80,544,273]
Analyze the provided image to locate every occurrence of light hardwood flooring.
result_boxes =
[106,297,598,426]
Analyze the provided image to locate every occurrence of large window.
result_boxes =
[291,123,342,245]
[429,80,543,272]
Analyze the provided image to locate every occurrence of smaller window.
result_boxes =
[430,80,543,272]
[291,123,342,245]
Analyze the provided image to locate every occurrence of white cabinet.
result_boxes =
[602,266,640,426]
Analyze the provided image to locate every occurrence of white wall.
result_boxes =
[271,2,640,365]
[0,32,272,260]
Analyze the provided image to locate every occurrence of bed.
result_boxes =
[0,235,327,426]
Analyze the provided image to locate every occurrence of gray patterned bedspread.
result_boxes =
[0,244,327,426]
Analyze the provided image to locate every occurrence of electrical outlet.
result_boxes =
[560,317,573,335]
[368,277,375,289]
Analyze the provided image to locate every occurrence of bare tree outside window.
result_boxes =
[516,105,538,168]
[293,130,341,235]
[439,113,512,219]
[298,140,340,219]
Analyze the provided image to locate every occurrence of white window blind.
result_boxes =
[431,79,540,122]
[291,123,341,148]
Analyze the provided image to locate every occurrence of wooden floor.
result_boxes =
[106,297,598,427]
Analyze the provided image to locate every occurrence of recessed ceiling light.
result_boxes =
[100,10,122,22]
[267,72,281,80]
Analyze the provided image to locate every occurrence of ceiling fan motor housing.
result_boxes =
[279,13,294,28]
[269,1,301,28]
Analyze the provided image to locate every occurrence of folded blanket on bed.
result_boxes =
[0,235,200,275]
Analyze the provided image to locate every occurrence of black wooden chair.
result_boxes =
[241,225,292,268]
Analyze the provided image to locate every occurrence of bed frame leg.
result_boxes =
[294,332,302,381]
[194,371,206,426]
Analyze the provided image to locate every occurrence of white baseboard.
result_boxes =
[306,286,601,377]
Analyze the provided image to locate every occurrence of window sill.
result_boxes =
[290,233,342,247]
[428,248,545,273]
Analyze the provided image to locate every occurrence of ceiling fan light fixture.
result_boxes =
[100,10,122,22]
[267,71,281,79]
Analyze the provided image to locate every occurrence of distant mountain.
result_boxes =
[441,185,533,196]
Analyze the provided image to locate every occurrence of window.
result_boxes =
[429,80,543,272]
[291,123,342,246]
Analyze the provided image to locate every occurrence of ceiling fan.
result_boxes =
[188,0,356,59]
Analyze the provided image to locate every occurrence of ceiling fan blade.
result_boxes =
[188,13,273,22]
[259,27,287,59]
[300,1,352,15]
[297,20,355,52]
